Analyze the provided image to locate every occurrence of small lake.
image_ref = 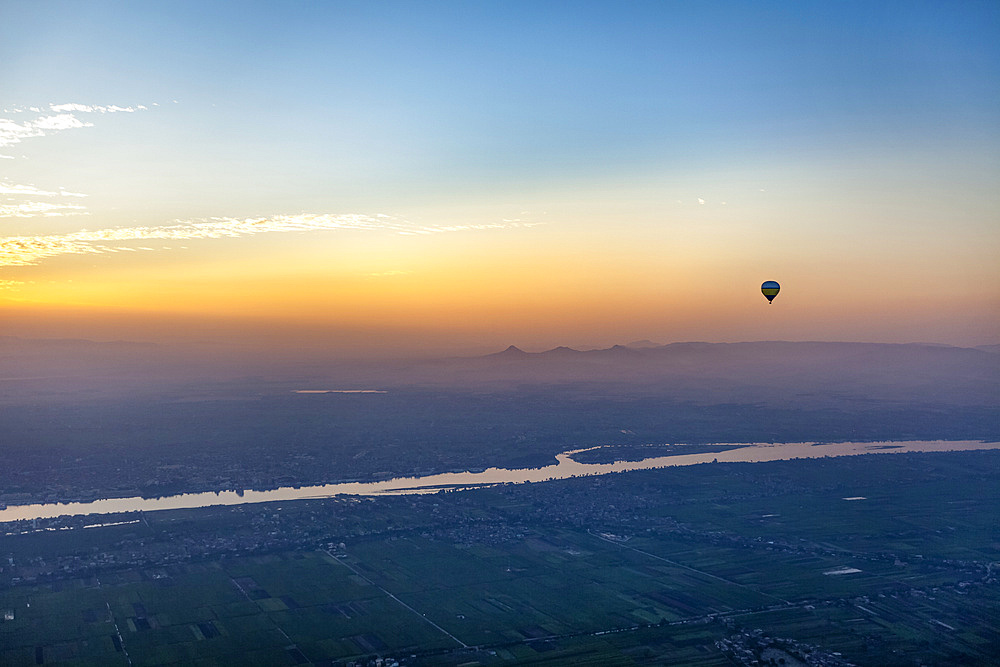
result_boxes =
[1,440,996,523]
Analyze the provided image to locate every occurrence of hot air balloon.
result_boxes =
[761,280,780,304]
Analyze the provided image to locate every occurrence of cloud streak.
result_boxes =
[0,202,89,218]
[0,102,145,149]
[1,181,91,218]
[0,213,539,268]
[48,104,146,114]
[0,114,92,148]
[1,181,89,198]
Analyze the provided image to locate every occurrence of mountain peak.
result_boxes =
[487,345,530,359]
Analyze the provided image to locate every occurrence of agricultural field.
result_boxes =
[0,545,735,666]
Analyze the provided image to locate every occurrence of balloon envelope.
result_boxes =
[761,280,780,303]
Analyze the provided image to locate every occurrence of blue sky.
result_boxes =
[1,1,998,350]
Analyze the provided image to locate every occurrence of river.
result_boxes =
[1,440,996,523]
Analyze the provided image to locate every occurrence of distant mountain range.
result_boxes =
[1,336,997,408]
[438,340,1000,407]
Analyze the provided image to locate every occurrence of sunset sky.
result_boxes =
[2,1,998,354]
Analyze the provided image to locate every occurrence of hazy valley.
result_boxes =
[1,338,996,505]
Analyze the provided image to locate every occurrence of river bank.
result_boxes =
[1,440,996,523]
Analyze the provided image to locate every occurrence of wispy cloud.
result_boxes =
[0,213,540,268]
[0,102,145,149]
[0,114,92,148]
[1,182,57,196]
[0,201,89,218]
[48,103,145,114]
[0,181,88,198]
[0,180,91,218]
